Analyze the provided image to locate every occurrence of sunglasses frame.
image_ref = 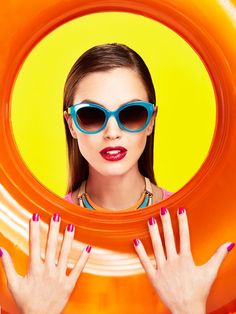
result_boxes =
[67,100,157,134]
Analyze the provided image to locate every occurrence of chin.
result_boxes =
[97,165,132,178]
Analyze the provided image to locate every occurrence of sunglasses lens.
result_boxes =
[76,107,105,132]
[119,105,148,130]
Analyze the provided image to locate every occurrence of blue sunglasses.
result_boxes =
[67,101,157,134]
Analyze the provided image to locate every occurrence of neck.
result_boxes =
[86,165,146,210]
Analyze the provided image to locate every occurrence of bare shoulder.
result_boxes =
[150,183,164,203]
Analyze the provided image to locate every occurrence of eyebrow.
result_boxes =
[79,98,144,108]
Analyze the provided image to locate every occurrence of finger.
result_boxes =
[160,207,177,259]
[203,242,235,280]
[69,245,92,288]
[133,239,156,278]
[29,213,41,270]
[45,213,61,267]
[148,217,166,267]
[0,248,20,290]
[177,208,191,256]
[57,224,75,273]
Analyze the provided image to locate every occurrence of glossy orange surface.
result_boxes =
[0,0,236,313]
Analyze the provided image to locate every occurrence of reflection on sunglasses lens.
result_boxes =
[77,107,105,131]
[120,106,147,130]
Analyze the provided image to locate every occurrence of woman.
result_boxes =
[0,43,234,314]
[63,43,172,210]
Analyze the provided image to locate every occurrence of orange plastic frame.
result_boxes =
[0,1,236,313]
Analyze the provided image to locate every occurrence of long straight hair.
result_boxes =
[63,43,157,194]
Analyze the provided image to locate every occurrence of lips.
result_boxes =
[100,146,127,154]
[99,146,127,161]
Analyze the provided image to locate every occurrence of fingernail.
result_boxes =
[160,207,167,216]
[32,213,39,221]
[67,224,74,232]
[53,213,60,222]
[227,242,235,252]
[148,217,156,225]
[0,248,3,257]
[133,239,140,247]
[86,245,92,253]
[178,207,185,215]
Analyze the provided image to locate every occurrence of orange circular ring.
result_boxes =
[0,1,236,313]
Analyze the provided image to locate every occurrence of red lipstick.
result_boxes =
[99,146,127,161]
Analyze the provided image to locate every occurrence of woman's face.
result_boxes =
[64,67,157,178]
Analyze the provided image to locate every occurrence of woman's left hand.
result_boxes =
[133,207,234,314]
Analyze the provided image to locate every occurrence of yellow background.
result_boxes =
[11,12,216,197]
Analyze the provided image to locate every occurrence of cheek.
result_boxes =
[76,134,102,163]
[76,135,94,157]
[129,133,147,157]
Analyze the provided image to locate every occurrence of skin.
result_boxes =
[0,67,233,314]
[0,215,91,314]
[133,208,232,314]
[62,66,233,312]
[64,67,160,210]
[0,210,232,314]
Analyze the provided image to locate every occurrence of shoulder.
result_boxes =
[151,183,173,203]
[64,189,80,204]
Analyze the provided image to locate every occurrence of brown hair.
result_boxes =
[63,43,157,194]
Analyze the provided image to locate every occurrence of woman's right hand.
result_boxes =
[0,213,92,314]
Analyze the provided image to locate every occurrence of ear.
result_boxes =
[63,111,77,139]
[146,108,157,136]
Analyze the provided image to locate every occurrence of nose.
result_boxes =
[103,116,122,140]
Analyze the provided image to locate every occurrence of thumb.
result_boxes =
[0,247,20,289]
[203,242,235,279]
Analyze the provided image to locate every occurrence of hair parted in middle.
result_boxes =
[63,43,157,194]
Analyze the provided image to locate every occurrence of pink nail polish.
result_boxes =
[67,224,74,232]
[86,245,92,253]
[32,213,39,221]
[178,207,185,215]
[148,217,156,225]
[0,248,3,257]
[160,207,167,215]
[227,242,235,252]
[53,213,60,222]
[133,239,140,247]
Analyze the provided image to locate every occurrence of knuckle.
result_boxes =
[161,216,171,226]
[45,265,57,278]
[47,271,57,280]
[180,251,192,260]
[180,229,189,238]
[30,232,38,242]
[178,214,185,223]
[179,217,188,228]
[138,252,146,260]
[150,225,160,236]
[30,264,42,276]
[64,281,72,293]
